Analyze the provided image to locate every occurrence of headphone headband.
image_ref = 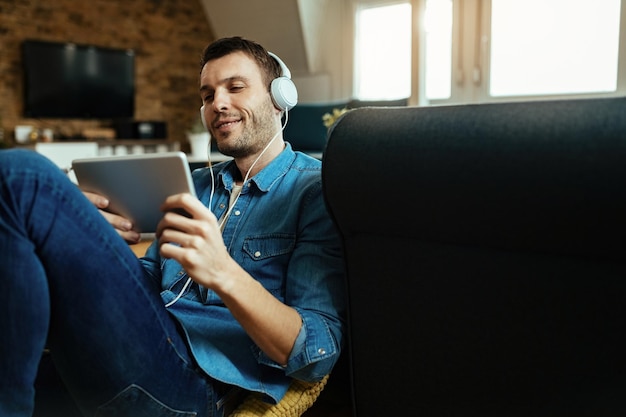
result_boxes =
[268,52,292,79]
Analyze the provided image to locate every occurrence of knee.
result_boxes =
[1,148,61,172]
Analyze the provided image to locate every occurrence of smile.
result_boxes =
[214,118,242,133]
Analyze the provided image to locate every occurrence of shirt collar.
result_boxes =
[217,142,296,192]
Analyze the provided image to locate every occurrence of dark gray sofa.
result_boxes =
[321,96,626,417]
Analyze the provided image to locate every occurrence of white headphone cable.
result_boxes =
[217,111,288,229]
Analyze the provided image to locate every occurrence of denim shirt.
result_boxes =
[140,143,346,404]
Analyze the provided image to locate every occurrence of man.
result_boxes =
[0,36,346,417]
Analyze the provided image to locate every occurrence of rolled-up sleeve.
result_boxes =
[253,179,347,382]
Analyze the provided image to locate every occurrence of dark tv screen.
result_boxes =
[22,40,135,119]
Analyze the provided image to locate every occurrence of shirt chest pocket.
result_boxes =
[242,234,295,291]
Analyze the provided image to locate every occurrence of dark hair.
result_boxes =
[200,36,281,89]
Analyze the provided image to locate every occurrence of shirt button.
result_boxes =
[254,251,261,258]
[219,203,225,209]
[318,348,326,355]
[234,210,241,216]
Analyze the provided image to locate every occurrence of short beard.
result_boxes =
[217,100,278,159]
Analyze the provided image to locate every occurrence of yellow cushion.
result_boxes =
[229,375,329,417]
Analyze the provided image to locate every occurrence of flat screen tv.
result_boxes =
[22,40,135,119]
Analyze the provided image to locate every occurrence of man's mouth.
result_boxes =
[214,118,241,131]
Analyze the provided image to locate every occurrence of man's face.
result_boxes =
[199,51,279,158]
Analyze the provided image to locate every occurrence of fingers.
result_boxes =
[82,190,140,243]
[160,193,205,219]
[157,194,209,235]
[82,190,109,209]
[156,209,206,242]
[156,193,220,254]
[101,211,141,243]
[158,227,197,249]
[157,214,206,265]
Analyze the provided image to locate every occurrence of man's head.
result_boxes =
[198,37,291,161]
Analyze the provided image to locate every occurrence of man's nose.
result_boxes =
[212,89,230,112]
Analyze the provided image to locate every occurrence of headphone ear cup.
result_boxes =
[267,52,298,112]
[270,76,298,111]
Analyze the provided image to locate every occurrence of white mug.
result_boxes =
[15,125,33,144]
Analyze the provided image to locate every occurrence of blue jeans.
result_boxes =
[0,149,218,417]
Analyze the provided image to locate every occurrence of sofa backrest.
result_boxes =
[322,97,626,417]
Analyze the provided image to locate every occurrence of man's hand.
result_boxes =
[156,193,231,288]
[82,191,141,244]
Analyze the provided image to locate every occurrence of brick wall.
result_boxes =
[0,0,215,145]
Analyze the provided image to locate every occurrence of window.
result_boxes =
[423,0,452,100]
[354,2,412,100]
[420,0,625,105]
[352,0,624,105]
[489,0,620,97]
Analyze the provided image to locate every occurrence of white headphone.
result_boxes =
[268,51,298,112]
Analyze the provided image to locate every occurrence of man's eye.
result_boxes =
[230,86,244,92]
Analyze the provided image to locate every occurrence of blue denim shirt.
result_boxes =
[140,143,346,403]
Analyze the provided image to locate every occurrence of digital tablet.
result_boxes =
[72,152,197,233]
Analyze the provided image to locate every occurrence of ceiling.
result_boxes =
[199,0,310,75]
[199,0,352,102]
